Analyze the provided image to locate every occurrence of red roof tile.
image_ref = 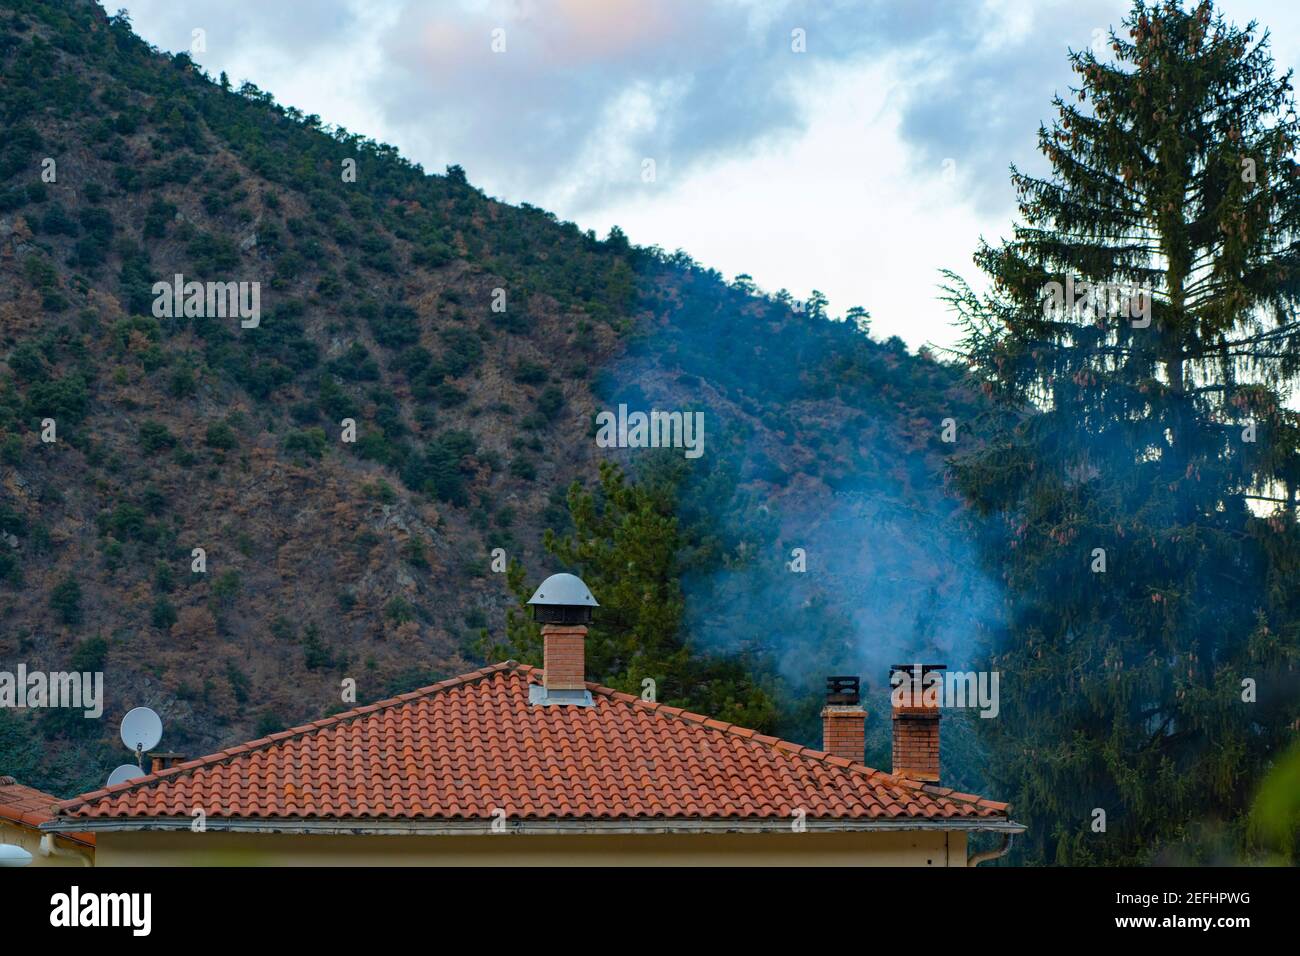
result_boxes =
[54,662,1011,825]
[0,776,96,846]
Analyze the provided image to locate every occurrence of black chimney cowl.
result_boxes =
[825,675,860,706]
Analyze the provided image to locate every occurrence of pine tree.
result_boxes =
[945,0,1300,863]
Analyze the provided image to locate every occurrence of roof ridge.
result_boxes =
[54,660,527,815]
[525,665,1009,813]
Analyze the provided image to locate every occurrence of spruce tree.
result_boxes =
[945,0,1300,863]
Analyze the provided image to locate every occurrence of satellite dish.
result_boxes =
[107,764,148,787]
[119,707,162,753]
[0,843,32,867]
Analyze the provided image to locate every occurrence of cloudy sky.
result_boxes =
[104,0,1300,351]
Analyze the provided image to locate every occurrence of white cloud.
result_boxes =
[581,56,1000,350]
[107,0,1300,351]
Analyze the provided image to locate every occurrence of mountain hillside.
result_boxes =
[0,0,988,796]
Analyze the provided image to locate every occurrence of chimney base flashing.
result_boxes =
[528,685,594,708]
[894,769,941,783]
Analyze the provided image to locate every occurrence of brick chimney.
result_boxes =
[527,572,598,706]
[820,675,865,763]
[890,663,943,781]
[542,624,587,692]
[149,752,186,774]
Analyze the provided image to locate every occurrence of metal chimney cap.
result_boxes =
[527,573,599,608]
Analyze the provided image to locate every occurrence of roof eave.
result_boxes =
[41,816,1027,837]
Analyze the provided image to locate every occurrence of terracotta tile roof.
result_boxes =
[0,776,95,846]
[53,662,1011,826]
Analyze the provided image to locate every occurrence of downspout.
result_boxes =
[967,833,1013,867]
[39,833,93,867]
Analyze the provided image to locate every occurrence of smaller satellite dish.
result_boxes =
[119,707,162,753]
[107,764,148,787]
[0,843,32,867]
